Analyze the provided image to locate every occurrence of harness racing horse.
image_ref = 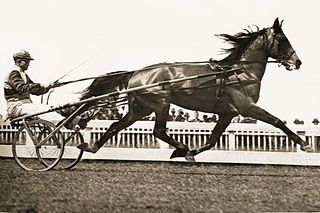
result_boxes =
[74,18,313,160]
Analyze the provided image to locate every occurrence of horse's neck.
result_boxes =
[240,36,269,80]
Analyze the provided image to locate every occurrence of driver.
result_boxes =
[4,49,55,118]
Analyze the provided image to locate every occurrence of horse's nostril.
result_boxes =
[296,60,302,68]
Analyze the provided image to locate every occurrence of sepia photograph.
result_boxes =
[0,0,320,212]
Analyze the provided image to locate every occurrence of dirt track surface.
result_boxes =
[1,158,320,213]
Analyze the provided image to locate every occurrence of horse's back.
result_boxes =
[127,62,222,112]
[128,62,214,89]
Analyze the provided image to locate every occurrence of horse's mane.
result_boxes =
[217,25,266,62]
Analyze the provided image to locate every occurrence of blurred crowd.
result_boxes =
[93,107,123,120]
[92,107,257,123]
[140,108,260,123]
[138,109,220,123]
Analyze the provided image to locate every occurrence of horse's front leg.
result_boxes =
[241,104,314,152]
[227,86,314,152]
[188,114,234,158]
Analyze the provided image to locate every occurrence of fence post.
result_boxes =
[314,136,319,152]
[296,130,306,153]
[228,130,236,150]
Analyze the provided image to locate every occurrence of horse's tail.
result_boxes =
[80,71,134,100]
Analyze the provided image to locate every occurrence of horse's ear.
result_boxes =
[273,18,282,32]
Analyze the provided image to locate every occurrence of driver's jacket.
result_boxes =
[4,66,48,102]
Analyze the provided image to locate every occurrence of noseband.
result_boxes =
[265,30,296,67]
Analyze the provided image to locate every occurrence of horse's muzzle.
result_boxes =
[295,59,302,69]
[283,58,302,71]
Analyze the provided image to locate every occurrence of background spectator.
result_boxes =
[190,111,202,122]
[312,118,319,125]
[210,114,218,122]
[203,115,209,122]
[110,108,122,120]
[293,118,304,125]
[175,109,185,122]
[241,117,257,124]
[206,114,218,123]
[184,112,190,122]
[168,108,176,121]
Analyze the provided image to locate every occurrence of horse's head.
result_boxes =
[267,18,301,71]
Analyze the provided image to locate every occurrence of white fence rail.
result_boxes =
[83,120,320,152]
[1,120,320,151]
[1,119,320,165]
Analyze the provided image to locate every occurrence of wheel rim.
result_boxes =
[56,130,84,170]
[12,119,64,171]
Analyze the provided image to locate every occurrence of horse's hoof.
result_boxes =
[301,144,314,153]
[170,148,188,159]
[77,143,98,153]
[185,152,195,163]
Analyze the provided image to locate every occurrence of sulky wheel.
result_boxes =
[55,128,84,170]
[12,119,64,171]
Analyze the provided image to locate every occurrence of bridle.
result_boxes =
[264,28,297,68]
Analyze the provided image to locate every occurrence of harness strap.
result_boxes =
[216,68,229,100]
[209,58,280,65]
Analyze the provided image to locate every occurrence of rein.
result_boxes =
[52,71,130,87]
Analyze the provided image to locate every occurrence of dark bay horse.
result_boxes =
[74,18,313,159]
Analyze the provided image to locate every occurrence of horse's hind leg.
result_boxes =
[77,98,152,153]
[151,98,190,158]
